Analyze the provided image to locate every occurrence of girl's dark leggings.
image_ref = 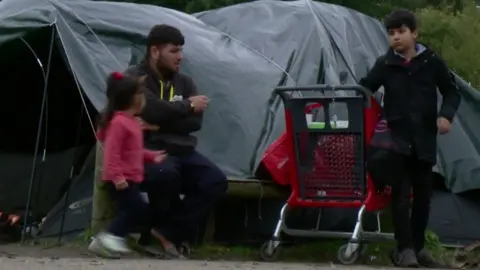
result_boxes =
[106,181,149,237]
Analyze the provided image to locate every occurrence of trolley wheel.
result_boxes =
[259,242,282,262]
[177,243,191,256]
[336,243,361,265]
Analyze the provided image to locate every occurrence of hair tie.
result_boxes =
[112,71,124,80]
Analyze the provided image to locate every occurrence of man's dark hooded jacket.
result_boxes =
[126,61,202,155]
[360,45,461,163]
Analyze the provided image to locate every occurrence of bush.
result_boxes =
[416,2,480,88]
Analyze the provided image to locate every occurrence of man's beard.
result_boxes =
[155,59,175,78]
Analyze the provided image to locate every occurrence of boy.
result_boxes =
[360,9,460,267]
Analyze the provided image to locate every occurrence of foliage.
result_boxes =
[416,1,480,87]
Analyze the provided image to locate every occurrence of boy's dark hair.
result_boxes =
[384,9,418,31]
[146,24,185,56]
[98,72,143,128]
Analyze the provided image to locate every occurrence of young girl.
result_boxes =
[89,71,167,256]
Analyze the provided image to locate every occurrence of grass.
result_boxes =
[189,237,471,267]
[191,240,395,264]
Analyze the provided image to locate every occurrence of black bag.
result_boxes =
[367,117,404,187]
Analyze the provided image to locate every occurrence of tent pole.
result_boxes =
[21,27,56,244]
[57,104,85,244]
[30,93,49,237]
[18,34,50,235]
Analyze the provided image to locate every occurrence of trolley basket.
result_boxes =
[275,84,371,206]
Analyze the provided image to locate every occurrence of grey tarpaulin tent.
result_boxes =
[1,0,480,244]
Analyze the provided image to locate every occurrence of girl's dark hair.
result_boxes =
[98,72,144,129]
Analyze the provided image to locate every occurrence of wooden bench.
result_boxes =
[91,143,288,241]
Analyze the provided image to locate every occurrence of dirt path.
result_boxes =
[0,256,400,270]
[0,244,403,270]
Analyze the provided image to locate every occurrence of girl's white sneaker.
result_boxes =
[88,237,120,259]
[96,232,131,254]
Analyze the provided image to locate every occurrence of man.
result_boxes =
[360,10,460,267]
[126,24,227,257]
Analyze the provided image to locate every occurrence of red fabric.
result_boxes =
[97,111,155,183]
[261,132,291,186]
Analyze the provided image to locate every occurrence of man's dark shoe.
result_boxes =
[137,231,152,246]
[417,248,446,268]
[391,248,419,267]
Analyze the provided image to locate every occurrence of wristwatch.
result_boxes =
[189,101,195,112]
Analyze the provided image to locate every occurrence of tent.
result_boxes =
[1,0,480,245]
[0,7,97,232]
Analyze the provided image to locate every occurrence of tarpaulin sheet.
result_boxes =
[0,0,479,192]
[436,76,480,193]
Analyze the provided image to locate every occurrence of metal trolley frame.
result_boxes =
[259,85,394,264]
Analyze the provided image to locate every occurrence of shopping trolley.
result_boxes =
[259,84,394,264]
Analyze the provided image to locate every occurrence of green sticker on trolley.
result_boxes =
[308,122,327,129]
[308,121,349,129]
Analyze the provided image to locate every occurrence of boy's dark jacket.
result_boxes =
[360,46,461,163]
[125,61,202,155]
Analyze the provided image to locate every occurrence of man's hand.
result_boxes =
[136,117,160,131]
[115,180,129,190]
[437,117,452,134]
[153,150,168,164]
[189,95,209,113]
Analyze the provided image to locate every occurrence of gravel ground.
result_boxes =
[0,257,398,270]
[0,244,409,270]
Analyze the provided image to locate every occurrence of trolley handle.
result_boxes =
[274,84,372,107]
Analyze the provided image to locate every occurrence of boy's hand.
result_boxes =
[437,117,452,134]
[115,180,129,190]
[153,150,168,164]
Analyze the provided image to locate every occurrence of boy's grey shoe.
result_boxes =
[391,248,419,268]
[417,248,446,268]
[88,237,120,259]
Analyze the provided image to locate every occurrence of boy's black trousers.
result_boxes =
[390,153,434,252]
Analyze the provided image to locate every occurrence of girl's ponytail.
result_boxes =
[98,102,115,129]
[98,72,125,129]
